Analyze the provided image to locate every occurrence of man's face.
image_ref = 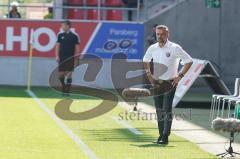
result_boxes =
[156,29,169,44]
[12,6,17,12]
[61,23,70,32]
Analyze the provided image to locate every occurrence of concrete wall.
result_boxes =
[0,57,116,88]
[0,57,29,86]
[0,57,143,89]
[144,0,240,91]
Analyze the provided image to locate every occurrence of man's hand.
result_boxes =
[144,62,155,86]
[171,62,192,87]
[172,76,182,88]
[146,72,155,86]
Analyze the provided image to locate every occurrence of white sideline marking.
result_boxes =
[111,116,143,135]
[26,90,99,159]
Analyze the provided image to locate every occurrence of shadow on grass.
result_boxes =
[80,128,188,145]
[130,143,176,148]
[81,128,154,143]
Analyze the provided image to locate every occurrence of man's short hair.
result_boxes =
[156,25,169,31]
[62,20,71,26]
[153,24,158,28]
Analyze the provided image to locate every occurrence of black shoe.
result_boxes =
[152,136,162,144]
[158,136,168,145]
[133,106,138,111]
[62,86,66,96]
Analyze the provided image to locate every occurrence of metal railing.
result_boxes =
[0,0,142,22]
[144,0,177,19]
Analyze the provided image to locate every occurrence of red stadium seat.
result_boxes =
[105,0,123,7]
[106,10,122,21]
[86,0,98,6]
[67,9,84,19]
[87,9,99,20]
[67,0,84,19]
[67,0,84,5]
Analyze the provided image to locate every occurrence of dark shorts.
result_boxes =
[58,58,74,72]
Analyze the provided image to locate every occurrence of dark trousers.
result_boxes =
[153,83,176,137]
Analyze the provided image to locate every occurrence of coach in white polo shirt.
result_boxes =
[143,25,193,145]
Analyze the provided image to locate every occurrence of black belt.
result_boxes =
[154,79,174,85]
[151,79,174,95]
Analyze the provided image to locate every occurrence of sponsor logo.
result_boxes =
[166,52,171,57]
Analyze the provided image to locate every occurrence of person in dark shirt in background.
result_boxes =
[55,20,80,96]
[146,24,158,77]
[8,5,21,18]
[122,0,143,21]
[147,24,158,46]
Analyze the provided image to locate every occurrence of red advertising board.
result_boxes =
[0,20,98,57]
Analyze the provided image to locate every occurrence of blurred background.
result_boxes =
[0,0,240,95]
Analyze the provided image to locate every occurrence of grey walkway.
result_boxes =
[120,101,240,157]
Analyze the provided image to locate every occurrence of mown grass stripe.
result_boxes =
[111,116,143,135]
[26,90,99,159]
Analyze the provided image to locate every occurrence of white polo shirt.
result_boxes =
[143,40,192,80]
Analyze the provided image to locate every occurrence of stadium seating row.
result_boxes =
[66,0,124,20]
[67,9,122,20]
[67,0,123,7]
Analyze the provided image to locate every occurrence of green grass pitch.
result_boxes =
[0,87,217,159]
